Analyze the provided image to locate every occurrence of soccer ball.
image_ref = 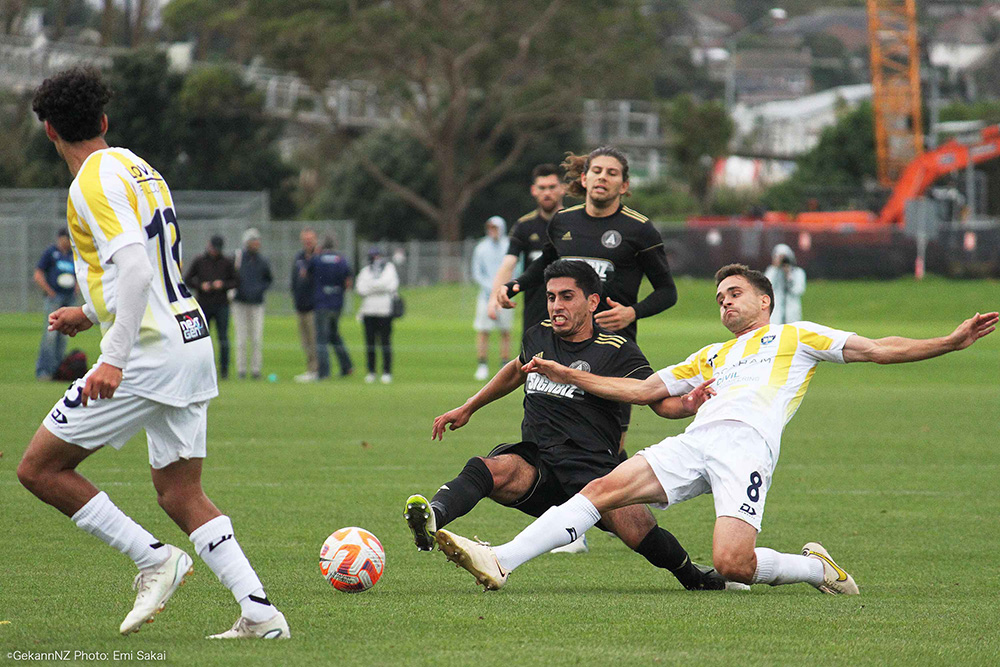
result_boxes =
[319,527,386,593]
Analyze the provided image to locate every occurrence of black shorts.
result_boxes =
[487,441,627,521]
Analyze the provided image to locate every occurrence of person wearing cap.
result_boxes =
[34,228,77,380]
[764,243,806,325]
[184,235,238,379]
[471,216,513,380]
[355,247,399,384]
[233,228,273,379]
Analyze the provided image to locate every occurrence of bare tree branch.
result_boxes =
[356,150,442,222]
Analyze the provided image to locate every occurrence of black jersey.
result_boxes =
[518,321,652,456]
[507,210,550,332]
[515,203,677,340]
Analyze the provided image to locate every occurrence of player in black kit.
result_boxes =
[488,164,565,336]
[404,260,726,591]
[495,146,677,342]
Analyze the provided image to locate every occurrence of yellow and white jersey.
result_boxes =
[657,321,853,457]
[67,147,217,407]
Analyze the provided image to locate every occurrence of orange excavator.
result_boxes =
[690,124,1000,232]
[798,124,1000,228]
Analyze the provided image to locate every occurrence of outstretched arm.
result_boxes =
[522,356,670,405]
[842,312,997,364]
[431,359,527,440]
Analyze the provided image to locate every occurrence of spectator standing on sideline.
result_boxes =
[34,228,76,379]
[310,236,354,380]
[184,235,237,379]
[472,216,512,380]
[233,228,273,379]
[764,244,806,325]
[356,248,399,384]
[292,228,319,382]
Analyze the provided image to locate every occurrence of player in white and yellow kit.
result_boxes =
[16,68,289,639]
[436,264,997,594]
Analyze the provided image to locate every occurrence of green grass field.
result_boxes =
[1,278,998,666]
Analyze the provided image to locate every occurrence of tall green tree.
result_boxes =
[667,95,733,203]
[171,65,296,215]
[171,0,664,241]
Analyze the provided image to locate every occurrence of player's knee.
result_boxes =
[713,546,755,583]
[580,476,616,508]
[16,457,43,495]
[155,485,186,516]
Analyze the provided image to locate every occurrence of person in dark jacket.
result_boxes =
[310,236,354,379]
[291,228,319,382]
[34,229,76,379]
[184,235,238,378]
[233,228,273,379]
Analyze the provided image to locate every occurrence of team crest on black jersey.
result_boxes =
[569,360,592,373]
[175,310,210,343]
[601,230,622,248]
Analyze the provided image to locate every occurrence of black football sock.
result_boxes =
[634,527,703,589]
[430,457,495,530]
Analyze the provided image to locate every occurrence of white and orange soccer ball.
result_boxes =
[319,527,386,593]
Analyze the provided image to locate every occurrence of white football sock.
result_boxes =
[189,515,276,622]
[494,494,601,572]
[752,547,824,586]
[72,491,167,570]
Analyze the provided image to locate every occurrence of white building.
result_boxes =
[731,83,872,159]
[714,84,872,190]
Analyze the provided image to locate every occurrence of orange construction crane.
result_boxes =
[867,0,924,187]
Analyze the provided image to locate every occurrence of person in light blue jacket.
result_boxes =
[471,216,513,380]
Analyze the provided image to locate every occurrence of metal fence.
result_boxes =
[0,188,355,313]
[6,186,998,314]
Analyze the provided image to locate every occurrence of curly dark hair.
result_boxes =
[714,263,774,313]
[32,67,112,142]
[561,146,630,198]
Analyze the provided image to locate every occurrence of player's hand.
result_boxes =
[521,356,572,384]
[212,279,224,289]
[487,294,500,320]
[495,282,519,310]
[82,362,123,406]
[48,306,93,337]
[432,406,472,440]
[680,378,716,415]
[201,281,212,292]
[948,311,998,350]
[594,298,636,332]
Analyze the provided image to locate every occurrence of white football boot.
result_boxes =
[474,364,489,381]
[119,545,193,635]
[435,529,508,590]
[549,533,589,554]
[208,611,290,639]
[802,542,859,595]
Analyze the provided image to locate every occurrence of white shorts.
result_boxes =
[43,377,209,469]
[474,293,514,332]
[636,421,775,532]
